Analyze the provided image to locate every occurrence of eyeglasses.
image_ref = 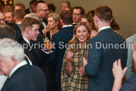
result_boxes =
[0,19,5,21]
[73,13,81,16]
[40,9,49,12]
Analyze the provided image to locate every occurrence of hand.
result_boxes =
[42,27,49,35]
[133,50,136,62]
[66,51,73,62]
[79,67,85,76]
[133,42,136,51]
[83,57,87,67]
[133,42,136,61]
[79,58,87,76]
[112,59,127,80]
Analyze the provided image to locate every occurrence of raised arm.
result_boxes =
[132,42,136,72]
[112,59,127,91]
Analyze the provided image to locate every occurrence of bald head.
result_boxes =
[36,3,49,19]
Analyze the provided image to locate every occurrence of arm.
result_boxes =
[85,39,102,76]
[112,59,127,91]
[65,51,73,76]
[125,39,134,78]
[66,60,73,76]
[132,42,136,72]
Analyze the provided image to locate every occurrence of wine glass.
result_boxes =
[43,36,54,54]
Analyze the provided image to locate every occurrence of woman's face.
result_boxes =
[47,17,58,30]
[76,25,89,44]
[81,18,90,28]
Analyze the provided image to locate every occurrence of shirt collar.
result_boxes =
[8,61,27,78]
[98,26,111,32]
[23,37,30,45]
[62,24,73,28]
[16,22,21,24]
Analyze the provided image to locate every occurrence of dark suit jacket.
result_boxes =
[37,20,47,43]
[25,8,31,14]
[8,23,22,42]
[51,26,74,90]
[1,64,46,91]
[120,73,136,91]
[18,38,50,84]
[85,28,127,91]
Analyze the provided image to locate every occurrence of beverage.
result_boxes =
[43,37,52,50]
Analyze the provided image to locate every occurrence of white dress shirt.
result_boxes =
[98,26,111,32]
[8,61,27,78]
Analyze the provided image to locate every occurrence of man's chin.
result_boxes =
[31,38,37,41]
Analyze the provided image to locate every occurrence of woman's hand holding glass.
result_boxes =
[42,26,49,35]
[66,51,73,62]
[82,57,87,67]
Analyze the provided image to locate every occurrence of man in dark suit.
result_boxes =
[36,2,49,43]
[0,38,46,91]
[51,10,74,91]
[19,17,50,90]
[79,6,127,91]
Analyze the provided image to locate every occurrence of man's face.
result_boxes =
[30,4,36,13]
[39,4,49,19]
[29,24,40,41]
[4,12,14,23]
[61,3,66,11]
[0,13,5,25]
[73,9,82,24]
[0,54,12,76]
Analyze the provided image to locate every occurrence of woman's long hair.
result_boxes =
[69,22,91,52]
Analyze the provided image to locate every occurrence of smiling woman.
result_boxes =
[61,22,91,91]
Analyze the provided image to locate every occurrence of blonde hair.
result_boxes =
[47,13,61,30]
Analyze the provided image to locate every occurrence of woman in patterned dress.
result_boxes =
[61,22,91,91]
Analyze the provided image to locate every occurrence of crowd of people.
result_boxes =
[0,0,136,91]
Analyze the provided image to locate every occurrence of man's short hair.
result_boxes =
[21,17,40,32]
[15,9,26,20]
[4,9,14,17]
[15,3,26,11]
[62,1,71,8]
[72,6,85,15]
[0,38,24,60]
[60,10,73,25]
[0,24,16,39]
[29,0,37,6]
[48,3,56,13]
[24,13,41,22]
[95,6,113,22]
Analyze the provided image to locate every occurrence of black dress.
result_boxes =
[46,31,57,90]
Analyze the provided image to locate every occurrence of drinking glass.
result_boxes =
[43,36,54,54]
